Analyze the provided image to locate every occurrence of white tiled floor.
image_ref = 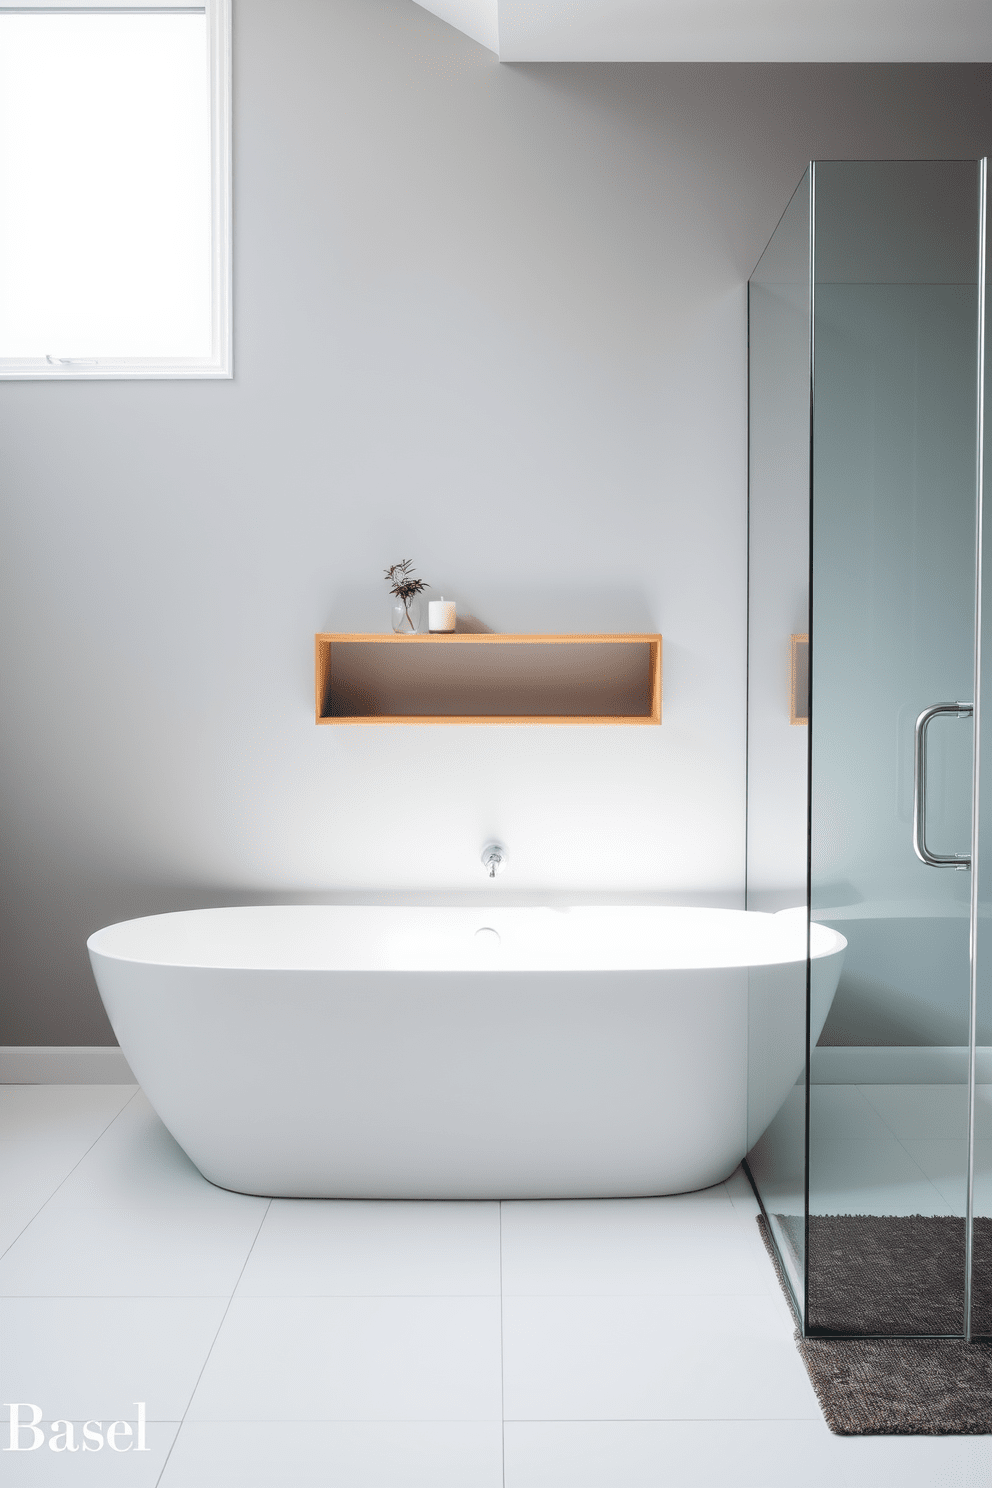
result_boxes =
[751,1082,992,1223]
[812,1083,992,1217]
[2,1086,990,1486]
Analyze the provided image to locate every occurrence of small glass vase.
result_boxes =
[391,598,422,635]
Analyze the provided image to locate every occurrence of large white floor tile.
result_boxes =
[505,1421,992,1488]
[501,1191,776,1297]
[186,1296,503,1421]
[746,1088,805,1219]
[723,1163,762,1222]
[807,1138,952,1215]
[11,1091,249,1209]
[831,1432,992,1488]
[502,1293,820,1421]
[0,1085,137,1255]
[859,1084,973,1140]
[504,1420,849,1488]
[160,1421,503,1488]
[235,1198,500,1297]
[0,1095,269,1296]
[4,1083,988,1488]
[0,1419,177,1485]
[900,1137,992,1215]
[0,1297,227,1419]
[973,1138,992,1218]
[745,1172,805,1228]
[809,1086,898,1140]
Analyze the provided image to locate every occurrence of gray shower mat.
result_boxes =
[758,1214,992,1434]
[775,1212,992,1335]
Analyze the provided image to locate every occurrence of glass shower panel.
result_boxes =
[807,162,981,1336]
[745,171,811,1323]
[971,159,991,1341]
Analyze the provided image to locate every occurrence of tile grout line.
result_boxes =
[153,1196,273,1488]
[0,1086,141,1262]
[499,1201,506,1488]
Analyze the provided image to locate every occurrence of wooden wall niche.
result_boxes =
[315,633,663,725]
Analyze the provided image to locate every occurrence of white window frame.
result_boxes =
[0,0,232,379]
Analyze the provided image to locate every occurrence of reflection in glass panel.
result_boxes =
[808,162,979,1337]
[745,169,811,1325]
[747,158,986,1340]
[971,161,991,1340]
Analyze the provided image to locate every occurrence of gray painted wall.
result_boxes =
[1,0,989,1044]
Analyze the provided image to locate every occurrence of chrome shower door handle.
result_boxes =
[913,702,973,868]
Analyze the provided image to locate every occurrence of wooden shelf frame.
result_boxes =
[315,633,663,726]
[790,633,809,726]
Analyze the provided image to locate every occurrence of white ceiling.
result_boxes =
[412,0,992,61]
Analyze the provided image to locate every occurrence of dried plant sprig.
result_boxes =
[384,559,430,629]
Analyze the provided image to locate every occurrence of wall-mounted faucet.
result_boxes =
[481,842,507,878]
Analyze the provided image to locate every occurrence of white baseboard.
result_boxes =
[811,1045,992,1084]
[0,1046,136,1084]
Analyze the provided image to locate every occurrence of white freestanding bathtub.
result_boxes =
[88,905,845,1200]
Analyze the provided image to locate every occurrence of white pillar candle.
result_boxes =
[428,597,457,632]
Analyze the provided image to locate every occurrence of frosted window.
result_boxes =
[0,5,229,376]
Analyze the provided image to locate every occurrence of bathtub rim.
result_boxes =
[87,903,846,976]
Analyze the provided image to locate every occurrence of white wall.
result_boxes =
[496,0,992,63]
[412,0,497,54]
[0,0,989,1043]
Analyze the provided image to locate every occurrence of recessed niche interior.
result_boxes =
[315,634,663,725]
